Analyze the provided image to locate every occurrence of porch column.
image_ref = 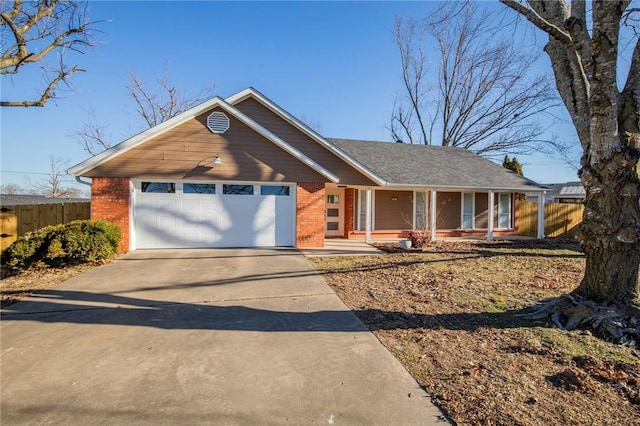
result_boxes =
[430,189,437,241]
[365,188,372,243]
[488,191,495,241]
[537,192,545,239]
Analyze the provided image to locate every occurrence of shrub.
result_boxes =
[408,230,431,249]
[1,220,122,272]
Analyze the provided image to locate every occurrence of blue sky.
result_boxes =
[1,1,582,193]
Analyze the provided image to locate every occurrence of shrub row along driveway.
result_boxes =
[1,248,446,425]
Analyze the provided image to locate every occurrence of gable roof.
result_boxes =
[67,87,546,192]
[328,139,545,192]
[68,94,339,183]
[226,88,387,186]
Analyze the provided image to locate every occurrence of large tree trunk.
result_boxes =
[578,151,640,315]
[500,0,640,340]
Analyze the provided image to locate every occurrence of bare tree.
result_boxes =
[1,0,96,107]
[127,70,215,128]
[391,3,562,157]
[73,107,112,155]
[74,70,215,154]
[31,156,82,197]
[0,183,24,194]
[501,0,640,341]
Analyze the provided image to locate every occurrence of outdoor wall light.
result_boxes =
[213,154,222,165]
[391,196,398,201]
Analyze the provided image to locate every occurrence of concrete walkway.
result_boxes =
[301,239,386,257]
[1,249,447,425]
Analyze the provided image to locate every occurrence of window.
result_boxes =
[260,185,290,196]
[498,194,512,228]
[327,222,339,231]
[183,183,216,194]
[327,194,339,204]
[462,193,474,229]
[327,208,339,217]
[141,182,175,193]
[223,184,254,195]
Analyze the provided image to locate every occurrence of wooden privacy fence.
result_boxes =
[518,201,584,239]
[0,203,91,251]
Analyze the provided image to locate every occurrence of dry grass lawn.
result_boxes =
[1,264,95,307]
[2,240,638,424]
[309,240,639,425]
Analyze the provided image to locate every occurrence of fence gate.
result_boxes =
[518,201,584,239]
[0,206,17,251]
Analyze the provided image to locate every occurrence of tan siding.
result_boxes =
[475,192,489,229]
[436,192,461,229]
[374,190,413,230]
[234,98,377,186]
[86,108,328,182]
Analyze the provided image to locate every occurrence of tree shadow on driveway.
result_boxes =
[1,288,535,333]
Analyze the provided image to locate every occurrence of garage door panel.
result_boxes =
[134,182,295,248]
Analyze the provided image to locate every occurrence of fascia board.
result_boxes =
[384,183,547,192]
[225,87,388,187]
[68,96,227,176]
[216,99,339,183]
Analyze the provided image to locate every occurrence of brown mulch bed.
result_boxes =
[309,240,640,425]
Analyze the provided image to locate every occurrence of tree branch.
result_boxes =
[1,64,84,107]
[1,0,96,107]
[500,0,572,45]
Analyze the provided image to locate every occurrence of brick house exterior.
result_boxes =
[69,87,546,252]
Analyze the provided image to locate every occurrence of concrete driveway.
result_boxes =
[1,249,447,425]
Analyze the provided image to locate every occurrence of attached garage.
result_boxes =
[69,87,543,253]
[133,181,295,249]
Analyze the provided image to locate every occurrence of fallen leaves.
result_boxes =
[310,239,640,425]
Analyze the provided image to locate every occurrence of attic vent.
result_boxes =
[207,111,230,134]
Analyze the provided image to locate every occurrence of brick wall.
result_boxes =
[91,177,130,252]
[296,182,325,248]
[344,187,355,236]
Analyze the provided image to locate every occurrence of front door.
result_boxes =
[325,188,344,237]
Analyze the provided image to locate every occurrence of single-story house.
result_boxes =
[68,87,546,251]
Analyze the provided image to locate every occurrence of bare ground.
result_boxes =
[309,240,640,425]
[1,264,97,307]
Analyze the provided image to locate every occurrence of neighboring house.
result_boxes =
[0,194,91,250]
[548,181,586,203]
[0,194,89,206]
[526,181,585,204]
[68,87,546,251]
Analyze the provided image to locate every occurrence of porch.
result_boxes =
[323,186,546,243]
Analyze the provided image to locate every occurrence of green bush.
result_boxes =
[1,220,122,272]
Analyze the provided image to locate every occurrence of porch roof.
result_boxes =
[328,139,547,192]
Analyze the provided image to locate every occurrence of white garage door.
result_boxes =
[133,181,295,249]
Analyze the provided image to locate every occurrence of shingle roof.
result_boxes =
[0,194,89,206]
[558,182,586,197]
[327,139,546,192]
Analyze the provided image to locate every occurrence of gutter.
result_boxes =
[75,176,92,186]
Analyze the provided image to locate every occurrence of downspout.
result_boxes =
[75,176,92,186]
